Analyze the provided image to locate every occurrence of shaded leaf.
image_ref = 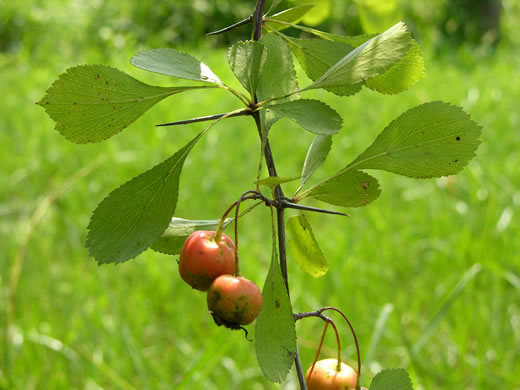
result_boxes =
[266,99,342,135]
[257,176,300,189]
[151,218,233,255]
[369,368,414,390]
[258,33,299,135]
[287,214,328,277]
[303,170,381,208]
[366,40,425,95]
[307,22,411,90]
[268,5,314,30]
[228,41,267,96]
[37,65,208,144]
[131,48,222,84]
[256,244,296,383]
[300,134,332,188]
[287,37,362,96]
[348,102,482,178]
[86,132,203,264]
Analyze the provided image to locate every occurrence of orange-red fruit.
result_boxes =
[179,231,235,291]
[306,358,357,390]
[207,275,262,327]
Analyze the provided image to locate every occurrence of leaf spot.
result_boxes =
[360,182,369,189]
[456,136,461,141]
[275,299,280,309]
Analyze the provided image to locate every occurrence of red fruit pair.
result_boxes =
[178,231,262,327]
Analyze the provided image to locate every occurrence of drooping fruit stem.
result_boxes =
[307,320,329,382]
[322,307,362,389]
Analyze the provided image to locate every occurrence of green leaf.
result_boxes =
[131,48,222,84]
[151,218,233,256]
[306,22,411,90]
[37,65,208,144]
[257,176,300,190]
[268,5,314,30]
[304,170,381,208]
[300,134,332,188]
[369,368,414,390]
[287,37,362,96]
[255,244,296,383]
[265,20,375,48]
[366,40,425,95]
[258,33,299,135]
[266,99,342,135]
[86,132,203,264]
[228,41,267,96]
[287,214,328,277]
[348,102,482,178]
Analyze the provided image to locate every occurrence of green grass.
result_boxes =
[2,26,520,390]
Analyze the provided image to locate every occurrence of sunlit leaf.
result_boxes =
[131,48,222,84]
[287,214,328,277]
[37,65,209,144]
[366,40,425,95]
[228,41,267,96]
[300,134,332,188]
[258,33,299,135]
[151,218,233,256]
[369,368,414,390]
[306,22,411,90]
[356,0,403,34]
[86,132,203,264]
[256,243,296,383]
[266,99,342,135]
[348,102,482,178]
[268,5,314,30]
[289,0,331,26]
[287,37,362,96]
[303,170,381,208]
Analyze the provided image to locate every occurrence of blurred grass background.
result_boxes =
[1,0,519,389]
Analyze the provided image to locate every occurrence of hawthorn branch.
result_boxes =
[156,110,251,127]
[251,1,307,389]
[206,15,253,36]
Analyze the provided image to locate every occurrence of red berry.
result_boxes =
[306,358,357,390]
[179,231,235,291]
[207,275,262,328]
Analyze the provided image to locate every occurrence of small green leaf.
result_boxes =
[258,33,299,135]
[306,22,411,90]
[257,176,300,189]
[348,102,482,178]
[255,244,296,383]
[304,170,381,208]
[131,48,222,84]
[266,99,342,135]
[300,135,332,188]
[369,368,414,390]
[287,37,362,96]
[37,65,209,144]
[366,40,425,95]
[287,214,328,277]
[268,5,314,30]
[151,218,233,256]
[86,132,203,264]
[228,41,267,96]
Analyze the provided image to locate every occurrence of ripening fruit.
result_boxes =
[179,231,235,291]
[306,358,357,390]
[207,275,262,328]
